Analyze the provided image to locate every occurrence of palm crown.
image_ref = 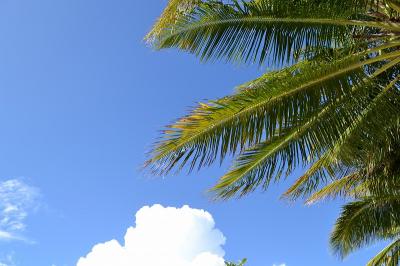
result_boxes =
[146,0,400,264]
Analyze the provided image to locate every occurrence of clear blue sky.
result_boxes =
[0,0,386,265]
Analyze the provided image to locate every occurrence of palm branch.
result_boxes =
[146,0,400,263]
[145,0,202,41]
[146,0,400,198]
[330,193,400,259]
[152,0,400,64]
[225,259,247,266]
[367,239,400,266]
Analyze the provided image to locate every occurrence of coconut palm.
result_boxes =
[146,0,400,264]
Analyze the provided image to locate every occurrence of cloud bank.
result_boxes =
[0,179,40,241]
[77,205,226,266]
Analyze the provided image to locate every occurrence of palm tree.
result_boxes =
[146,0,400,264]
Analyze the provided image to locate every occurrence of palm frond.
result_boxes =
[305,172,362,204]
[154,0,400,65]
[146,52,376,175]
[225,258,247,266]
[283,59,400,200]
[213,58,400,199]
[387,0,400,14]
[147,0,400,261]
[330,194,400,258]
[145,0,201,41]
[367,238,400,266]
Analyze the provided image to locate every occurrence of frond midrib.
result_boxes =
[159,17,400,44]
[210,53,400,185]
[152,50,400,165]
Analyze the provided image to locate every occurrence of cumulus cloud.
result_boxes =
[77,205,226,266]
[0,179,40,241]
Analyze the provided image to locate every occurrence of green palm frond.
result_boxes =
[303,117,400,204]
[210,89,362,198]
[145,0,202,41]
[147,49,400,176]
[331,194,400,258]
[147,0,400,262]
[305,172,362,204]
[225,258,247,266]
[283,62,400,200]
[153,0,400,65]
[306,170,400,205]
[387,0,400,14]
[367,239,400,266]
[214,59,400,199]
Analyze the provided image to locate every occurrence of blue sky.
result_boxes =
[0,0,386,265]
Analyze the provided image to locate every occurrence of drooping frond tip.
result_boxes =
[330,195,400,259]
[145,0,201,43]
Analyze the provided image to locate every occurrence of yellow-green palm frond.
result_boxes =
[214,57,400,199]
[305,172,362,204]
[283,66,400,200]
[367,238,400,266]
[145,0,202,41]
[225,259,247,266]
[146,51,377,176]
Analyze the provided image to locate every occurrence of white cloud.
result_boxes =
[77,204,227,266]
[0,252,16,266]
[273,264,286,266]
[0,179,40,241]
